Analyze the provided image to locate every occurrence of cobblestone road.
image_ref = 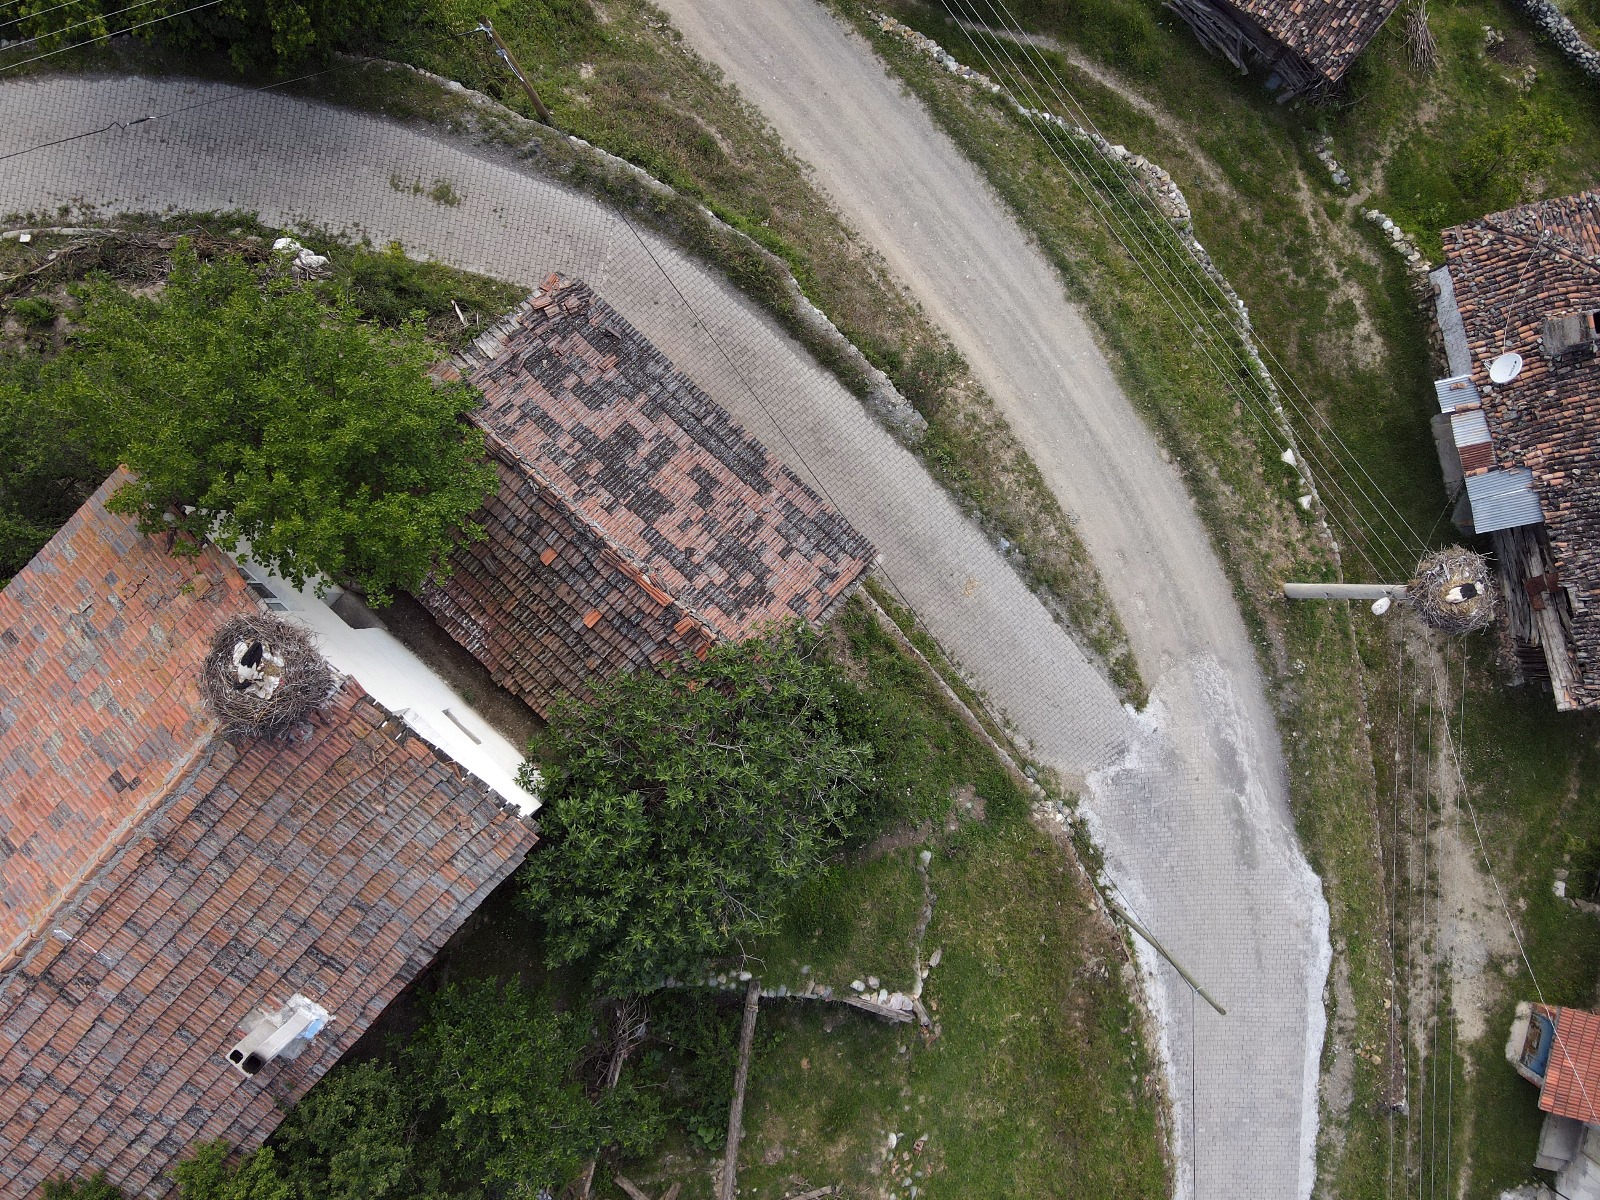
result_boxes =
[1,66,1329,1199]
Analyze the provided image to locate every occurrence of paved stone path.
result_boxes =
[1,66,1329,1198]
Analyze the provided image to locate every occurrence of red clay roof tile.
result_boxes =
[419,275,875,717]
[0,482,539,1198]
[1535,1005,1600,1124]
[1442,191,1600,707]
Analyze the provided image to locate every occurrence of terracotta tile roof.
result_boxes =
[1535,1005,1600,1124]
[419,275,876,716]
[1222,0,1399,83]
[1442,191,1600,706]
[0,470,256,963]
[0,479,538,1197]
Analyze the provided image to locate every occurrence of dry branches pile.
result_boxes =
[1409,547,1495,634]
[201,613,336,739]
[1405,0,1439,71]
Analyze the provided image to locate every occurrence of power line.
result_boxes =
[934,1,1427,580]
[0,59,342,163]
[951,0,1430,570]
[1433,645,1600,1135]
[950,0,1423,584]
[0,0,171,52]
[0,0,220,75]
[0,0,97,31]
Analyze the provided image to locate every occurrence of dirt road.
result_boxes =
[1,52,1328,1196]
[647,4,1332,1195]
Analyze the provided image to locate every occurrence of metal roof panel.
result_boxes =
[1451,408,1491,447]
[1435,374,1481,412]
[1464,467,1543,533]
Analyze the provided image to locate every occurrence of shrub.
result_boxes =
[43,239,496,604]
[519,621,874,991]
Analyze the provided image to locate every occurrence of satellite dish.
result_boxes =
[1371,596,1392,616]
[1489,352,1524,384]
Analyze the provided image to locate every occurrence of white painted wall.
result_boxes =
[231,556,540,817]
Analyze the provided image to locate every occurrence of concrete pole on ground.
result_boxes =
[1282,582,1408,601]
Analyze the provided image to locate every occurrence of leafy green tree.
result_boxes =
[0,0,411,68]
[41,1173,125,1200]
[269,1062,412,1200]
[0,361,96,582]
[170,0,415,70]
[520,621,873,990]
[406,979,661,1196]
[45,240,494,605]
[1452,101,1572,215]
[172,1143,292,1200]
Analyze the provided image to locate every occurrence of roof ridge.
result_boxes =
[1479,196,1600,283]
[0,729,222,983]
[454,276,723,652]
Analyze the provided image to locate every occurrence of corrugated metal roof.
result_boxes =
[1435,374,1481,412]
[1465,467,1543,533]
[1451,408,1491,447]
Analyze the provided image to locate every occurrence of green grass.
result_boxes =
[729,823,1164,1200]
[329,0,1146,704]
[606,598,1168,1199]
[842,3,1600,1196]
[825,6,1417,1197]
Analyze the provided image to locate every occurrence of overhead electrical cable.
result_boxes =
[954,0,1430,568]
[940,0,1427,579]
[0,0,221,74]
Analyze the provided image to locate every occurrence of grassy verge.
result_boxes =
[848,3,1600,1196]
[826,5,1406,1197]
[607,597,1169,1200]
[0,217,1167,1194]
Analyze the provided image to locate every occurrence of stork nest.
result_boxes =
[201,614,336,739]
[1408,548,1495,635]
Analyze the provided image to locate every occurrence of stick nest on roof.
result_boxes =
[202,613,336,739]
[1409,548,1495,635]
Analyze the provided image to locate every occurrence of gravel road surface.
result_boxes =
[620,4,1332,1195]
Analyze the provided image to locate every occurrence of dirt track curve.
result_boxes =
[646,4,1332,1196]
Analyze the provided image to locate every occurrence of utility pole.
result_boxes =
[477,18,555,128]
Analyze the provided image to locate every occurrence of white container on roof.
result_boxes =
[232,556,540,816]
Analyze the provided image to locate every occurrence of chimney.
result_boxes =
[1543,310,1600,361]
[226,994,330,1077]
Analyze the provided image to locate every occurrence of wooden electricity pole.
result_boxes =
[478,19,555,127]
[718,980,763,1200]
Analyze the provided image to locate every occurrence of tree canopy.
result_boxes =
[519,621,874,991]
[43,241,495,604]
[0,0,410,69]
[156,980,660,1200]
[0,358,96,582]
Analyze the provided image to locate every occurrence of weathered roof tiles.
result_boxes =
[1441,190,1600,707]
[421,274,877,716]
[0,476,539,1198]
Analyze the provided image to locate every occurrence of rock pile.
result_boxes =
[1502,0,1600,82]
[1312,136,1351,189]
[1361,208,1434,281]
